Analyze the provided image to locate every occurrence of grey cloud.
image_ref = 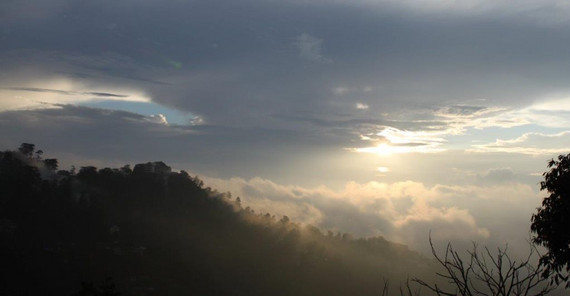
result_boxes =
[5,87,73,95]
[294,33,332,63]
[85,92,128,98]
[4,87,129,98]
[271,112,387,129]
[0,105,374,186]
[3,0,570,132]
[438,105,488,116]
[476,168,516,184]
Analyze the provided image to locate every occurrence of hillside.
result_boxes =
[0,145,435,295]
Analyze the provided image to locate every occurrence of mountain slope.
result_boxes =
[0,145,435,295]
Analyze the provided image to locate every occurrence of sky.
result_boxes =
[1,0,570,256]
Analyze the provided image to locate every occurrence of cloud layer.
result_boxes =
[205,175,542,256]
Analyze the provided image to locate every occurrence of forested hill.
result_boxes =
[0,144,434,296]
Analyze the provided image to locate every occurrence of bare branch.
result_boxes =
[412,235,555,296]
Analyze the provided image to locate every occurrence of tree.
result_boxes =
[35,150,43,160]
[412,236,554,295]
[531,153,570,286]
[44,158,58,171]
[18,143,35,158]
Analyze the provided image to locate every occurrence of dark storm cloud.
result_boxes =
[2,0,570,132]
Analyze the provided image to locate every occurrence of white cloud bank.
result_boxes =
[205,176,542,256]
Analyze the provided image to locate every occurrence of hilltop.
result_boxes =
[0,144,434,295]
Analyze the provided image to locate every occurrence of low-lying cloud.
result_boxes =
[205,176,542,256]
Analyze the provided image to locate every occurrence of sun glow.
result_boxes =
[355,142,446,155]
[352,126,447,156]
[377,166,390,173]
[358,144,394,155]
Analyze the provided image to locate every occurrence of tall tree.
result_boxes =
[531,153,570,286]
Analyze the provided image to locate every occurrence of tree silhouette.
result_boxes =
[412,236,554,295]
[18,143,35,158]
[531,153,570,286]
[44,158,58,171]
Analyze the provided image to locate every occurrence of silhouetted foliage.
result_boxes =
[71,278,120,296]
[18,142,35,158]
[0,144,433,295]
[532,153,570,287]
[44,158,58,171]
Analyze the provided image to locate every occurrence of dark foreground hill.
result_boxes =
[0,145,434,295]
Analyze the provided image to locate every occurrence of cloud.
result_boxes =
[333,87,349,95]
[1,0,567,178]
[0,70,151,112]
[353,126,448,154]
[148,114,168,125]
[4,87,129,98]
[476,168,516,184]
[433,97,570,132]
[205,176,542,255]
[436,105,492,118]
[468,131,570,155]
[404,105,522,135]
[3,0,570,133]
[0,105,194,168]
[346,0,570,25]
[0,105,367,186]
[0,0,568,258]
[514,97,570,128]
[0,0,69,25]
[347,96,570,155]
[294,33,332,64]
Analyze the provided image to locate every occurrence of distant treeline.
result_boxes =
[0,144,434,296]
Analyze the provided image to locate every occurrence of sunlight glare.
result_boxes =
[377,166,390,173]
